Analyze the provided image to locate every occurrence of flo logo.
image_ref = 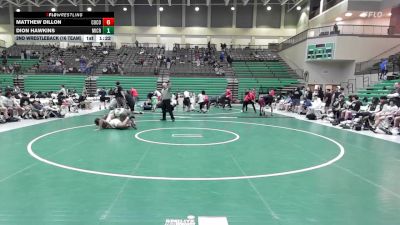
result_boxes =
[164,215,196,225]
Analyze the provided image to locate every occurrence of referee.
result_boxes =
[160,81,175,122]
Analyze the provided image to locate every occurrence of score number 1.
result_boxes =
[102,18,114,34]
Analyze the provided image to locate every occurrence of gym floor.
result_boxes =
[0,107,399,225]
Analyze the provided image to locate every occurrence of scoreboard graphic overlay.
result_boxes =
[14,12,114,43]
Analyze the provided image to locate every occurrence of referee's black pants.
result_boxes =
[161,99,175,120]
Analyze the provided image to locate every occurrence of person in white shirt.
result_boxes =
[1,91,23,118]
[387,82,399,99]
[0,91,10,120]
[371,100,399,131]
[183,90,190,112]
[94,108,136,129]
[59,85,67,96]
[392,114,400,135]
[171,94,177,108]
[306,95,324,118]
[154,89,161,101]
[197,91,206,112]
[190,92,196,111]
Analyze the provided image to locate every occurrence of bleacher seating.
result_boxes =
[0,74,14,91]
[3,58,40,72]
[38,46,110,74]
[96,46,163,75]
[233,61,297,78]
[4,44,51,58]
[165,47,220,76]
[232,61,300,98]
[166,77,227,97]
[226,49,278,61]
[356,79,400,102]
[24,75,86,93]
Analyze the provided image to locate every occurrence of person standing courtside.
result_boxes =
[115,81,126,108]
[160,81,175,122]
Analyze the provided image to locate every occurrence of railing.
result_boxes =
[353,73,381,90]
[230,44,275,50]
[308,25,393,37]
[120,42,276,51]
[279,54,304,79]
[278,29,309,51]
[279,25,396,51]
[340,79,356,94]
[355,42,400,74]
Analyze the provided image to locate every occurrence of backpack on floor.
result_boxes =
[306,113,317,120]
[6,117,20,122]
[143,104,152,110]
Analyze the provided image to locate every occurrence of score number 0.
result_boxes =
[102,18,114,26]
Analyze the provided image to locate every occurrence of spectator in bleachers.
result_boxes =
[283,94,294,111]
[2,56,7,66]
[59,85,67,97]
[196,58,201,67]
[26,49,31,59]
[392,114,400,135]
[296,97,312,114]
[370,100,399,132]
[304,87,312,100]
[396,55,400,73]
[332,94,346,123]
[31,100,48,119]
[353,97,380,130]
[324,89,332,112]
[387,82,400,106]
[0,90,11,121]
[333,23,339,34]
[291,87,302,108]
[219,52,225,62]
[98,87,108,110]
[227,55,233,67]
[332,86,344,103]
[166,57,171,69]
[341,95,362,120]
[379,59,388,80]
[2,91,24,118]
[316,86,324,100]
[13,85,21,95]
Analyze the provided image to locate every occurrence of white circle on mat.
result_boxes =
[27,120,345,181]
